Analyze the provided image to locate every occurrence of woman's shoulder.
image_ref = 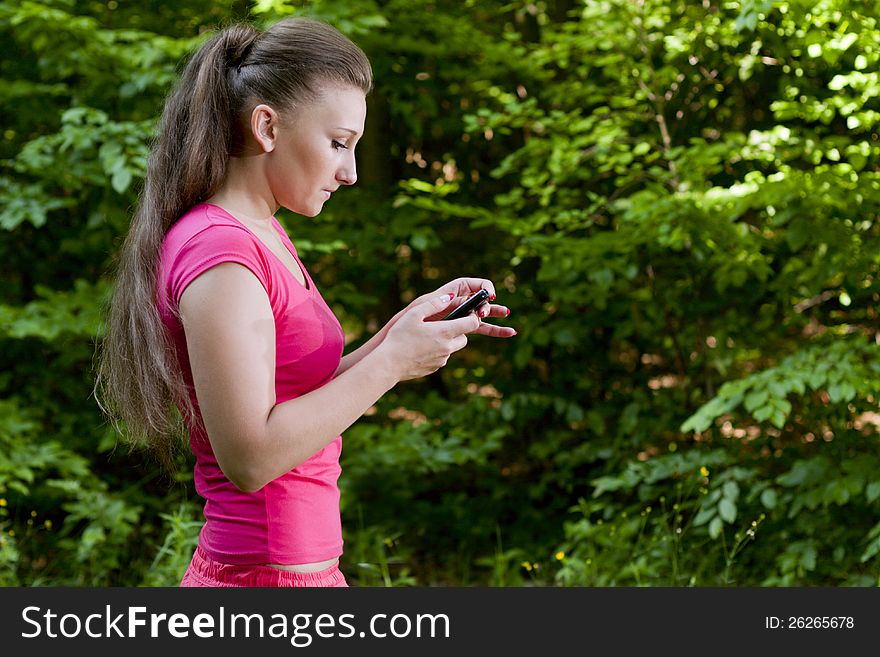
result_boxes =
[160,202,270,282]
[159,203,272,307]
[163,202,250,251]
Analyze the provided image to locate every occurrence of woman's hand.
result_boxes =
[377,293,483,382]
[335,277,515,380]
[416,277,516,339]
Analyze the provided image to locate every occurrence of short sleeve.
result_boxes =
[167,224,272,308]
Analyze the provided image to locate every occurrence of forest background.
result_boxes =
[1,0,879,587]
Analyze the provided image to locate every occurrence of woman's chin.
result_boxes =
[289,204,322,218]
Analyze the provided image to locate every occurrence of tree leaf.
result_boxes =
[719,499,737,524]
[761,488,778,509]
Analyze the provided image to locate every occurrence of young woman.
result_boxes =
[94,17,515,587]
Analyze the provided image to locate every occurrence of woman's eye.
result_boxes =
[332,140,348,150]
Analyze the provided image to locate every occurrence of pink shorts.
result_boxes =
[180,546,348,588]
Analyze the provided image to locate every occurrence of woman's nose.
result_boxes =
[337,160,357,186]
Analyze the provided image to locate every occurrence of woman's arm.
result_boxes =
[179,262,478,492]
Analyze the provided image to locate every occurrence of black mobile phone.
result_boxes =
[442,288,491,321]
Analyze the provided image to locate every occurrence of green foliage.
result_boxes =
[141,501,202,587]
[682,339,880,433]
[0,398,145,585]
[0,280,108,339]
[2,0,878,586]
[389,0,880,585]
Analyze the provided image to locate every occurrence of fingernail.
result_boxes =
[490,293,496,301]
[504,308,510,316]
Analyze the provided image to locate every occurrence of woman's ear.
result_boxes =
[250,104,278,153]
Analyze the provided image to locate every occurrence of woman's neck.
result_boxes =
[207,156,278,226]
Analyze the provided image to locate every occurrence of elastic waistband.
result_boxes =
[189,546,346,587]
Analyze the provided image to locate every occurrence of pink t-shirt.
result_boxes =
[157,202,346,565]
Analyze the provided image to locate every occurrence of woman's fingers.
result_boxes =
[477,303,509,319]
[420,294,467,322]
[442,313,483,337]
[472,322,517,338]
[438,278,497,301]
[420,282,506,322]
[473,303,515,337]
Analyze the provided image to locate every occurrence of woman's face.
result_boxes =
[267,85,366,217]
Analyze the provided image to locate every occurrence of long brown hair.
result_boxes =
[94,18,372,470]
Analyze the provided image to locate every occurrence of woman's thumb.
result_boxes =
[416,292,454,319]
